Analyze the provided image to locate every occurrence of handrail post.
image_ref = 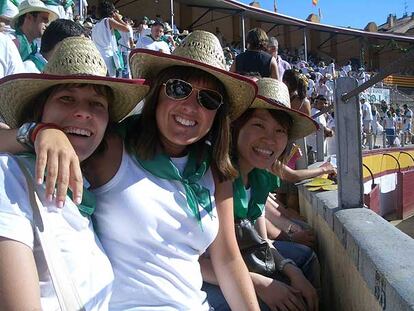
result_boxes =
[335,77,364,209]
[316,127,324,162]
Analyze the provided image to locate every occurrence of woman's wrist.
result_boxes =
[30,123,63,145]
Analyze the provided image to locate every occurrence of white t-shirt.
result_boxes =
[92,150,218,310]
[383,116,395,129]
[362,102,373,121]
[0,155,113,310]
[0,32,24,78]
[137,35,171,54]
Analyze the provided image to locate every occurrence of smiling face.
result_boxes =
[236,109,289,174]
[41,85,109,161]
[156,77,219,157]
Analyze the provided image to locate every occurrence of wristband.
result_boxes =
[16,122,37,150]
[30,123,63,144]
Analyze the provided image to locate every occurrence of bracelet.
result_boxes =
[30,123,62,144]
[278,258,297,272]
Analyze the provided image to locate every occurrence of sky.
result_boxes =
[239,0,413,29]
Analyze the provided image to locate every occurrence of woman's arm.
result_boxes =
[0,238,41,310]
[209,175,260,311]
[271,161,336,183]
[199,256,307,311]
[270,57,279,80]
[108,12,130,32]
[0,127,82,206]
[253,215,267,240]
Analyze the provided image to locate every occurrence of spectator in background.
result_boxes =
[0,0,19,37]
[403,104,413,144]
[283,69,311,116]
[383,110,396,147]
[137,19,170,54]
[40,18,85,61]
[315,77,332,100]
[11,0,58,72]
[0,32,24,77]
[307,95,333,158]
[326,59,336,78]
[118,16,134,78]
[371,105,383,148]
[91,0,130,77]
[360,96,373,138]
[268,36,291,81]
[162,21,176,53]
[341,60,352,77]
[230,27,278,79]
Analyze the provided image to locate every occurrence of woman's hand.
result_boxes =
[284,264,319,311]
[289,229,316,248]
[252,273,306,311]
[35,128,83,207]
[319,161,336,175]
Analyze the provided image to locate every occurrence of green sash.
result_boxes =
[134,149,213,226]
[15,28,36,61]
[233,168,280,221]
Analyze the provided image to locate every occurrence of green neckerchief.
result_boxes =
[15,28,37,61]
[134,148,213,226]
[114,29,122,43]
[233,168,280,222]
[63,0,73,9]
[43,0,61,6]
[16,153,96,217]
[9,0,20,7]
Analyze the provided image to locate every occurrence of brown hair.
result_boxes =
[231,108,293,165]
[126,65,237,181]
[282,69,307,101]
[246,28,269,51]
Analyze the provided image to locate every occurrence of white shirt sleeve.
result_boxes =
[0,33,24,78]
[0,155,35,249]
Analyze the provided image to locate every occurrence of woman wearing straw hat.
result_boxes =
[0,31,261,310]
[0,36,149,310]
[201,78,319,311]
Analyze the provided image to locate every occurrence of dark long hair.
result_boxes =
[282,69,307,101]
[231,108,293,165]
[126,66,237,181]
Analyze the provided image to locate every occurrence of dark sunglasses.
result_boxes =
[162,79,223,111]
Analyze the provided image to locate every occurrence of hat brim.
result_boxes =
[0,73,150,128]
[252,96,319,140]
[11,6,59,28]
[129,49,257,120]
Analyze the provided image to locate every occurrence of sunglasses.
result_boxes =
[162,79,223,111]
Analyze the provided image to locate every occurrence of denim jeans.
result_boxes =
[203,241,320,311]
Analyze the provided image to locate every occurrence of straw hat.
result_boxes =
[251,78,318,140]
[130,30,257,120]
[11,0,59,28]
[0,36,149,128]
